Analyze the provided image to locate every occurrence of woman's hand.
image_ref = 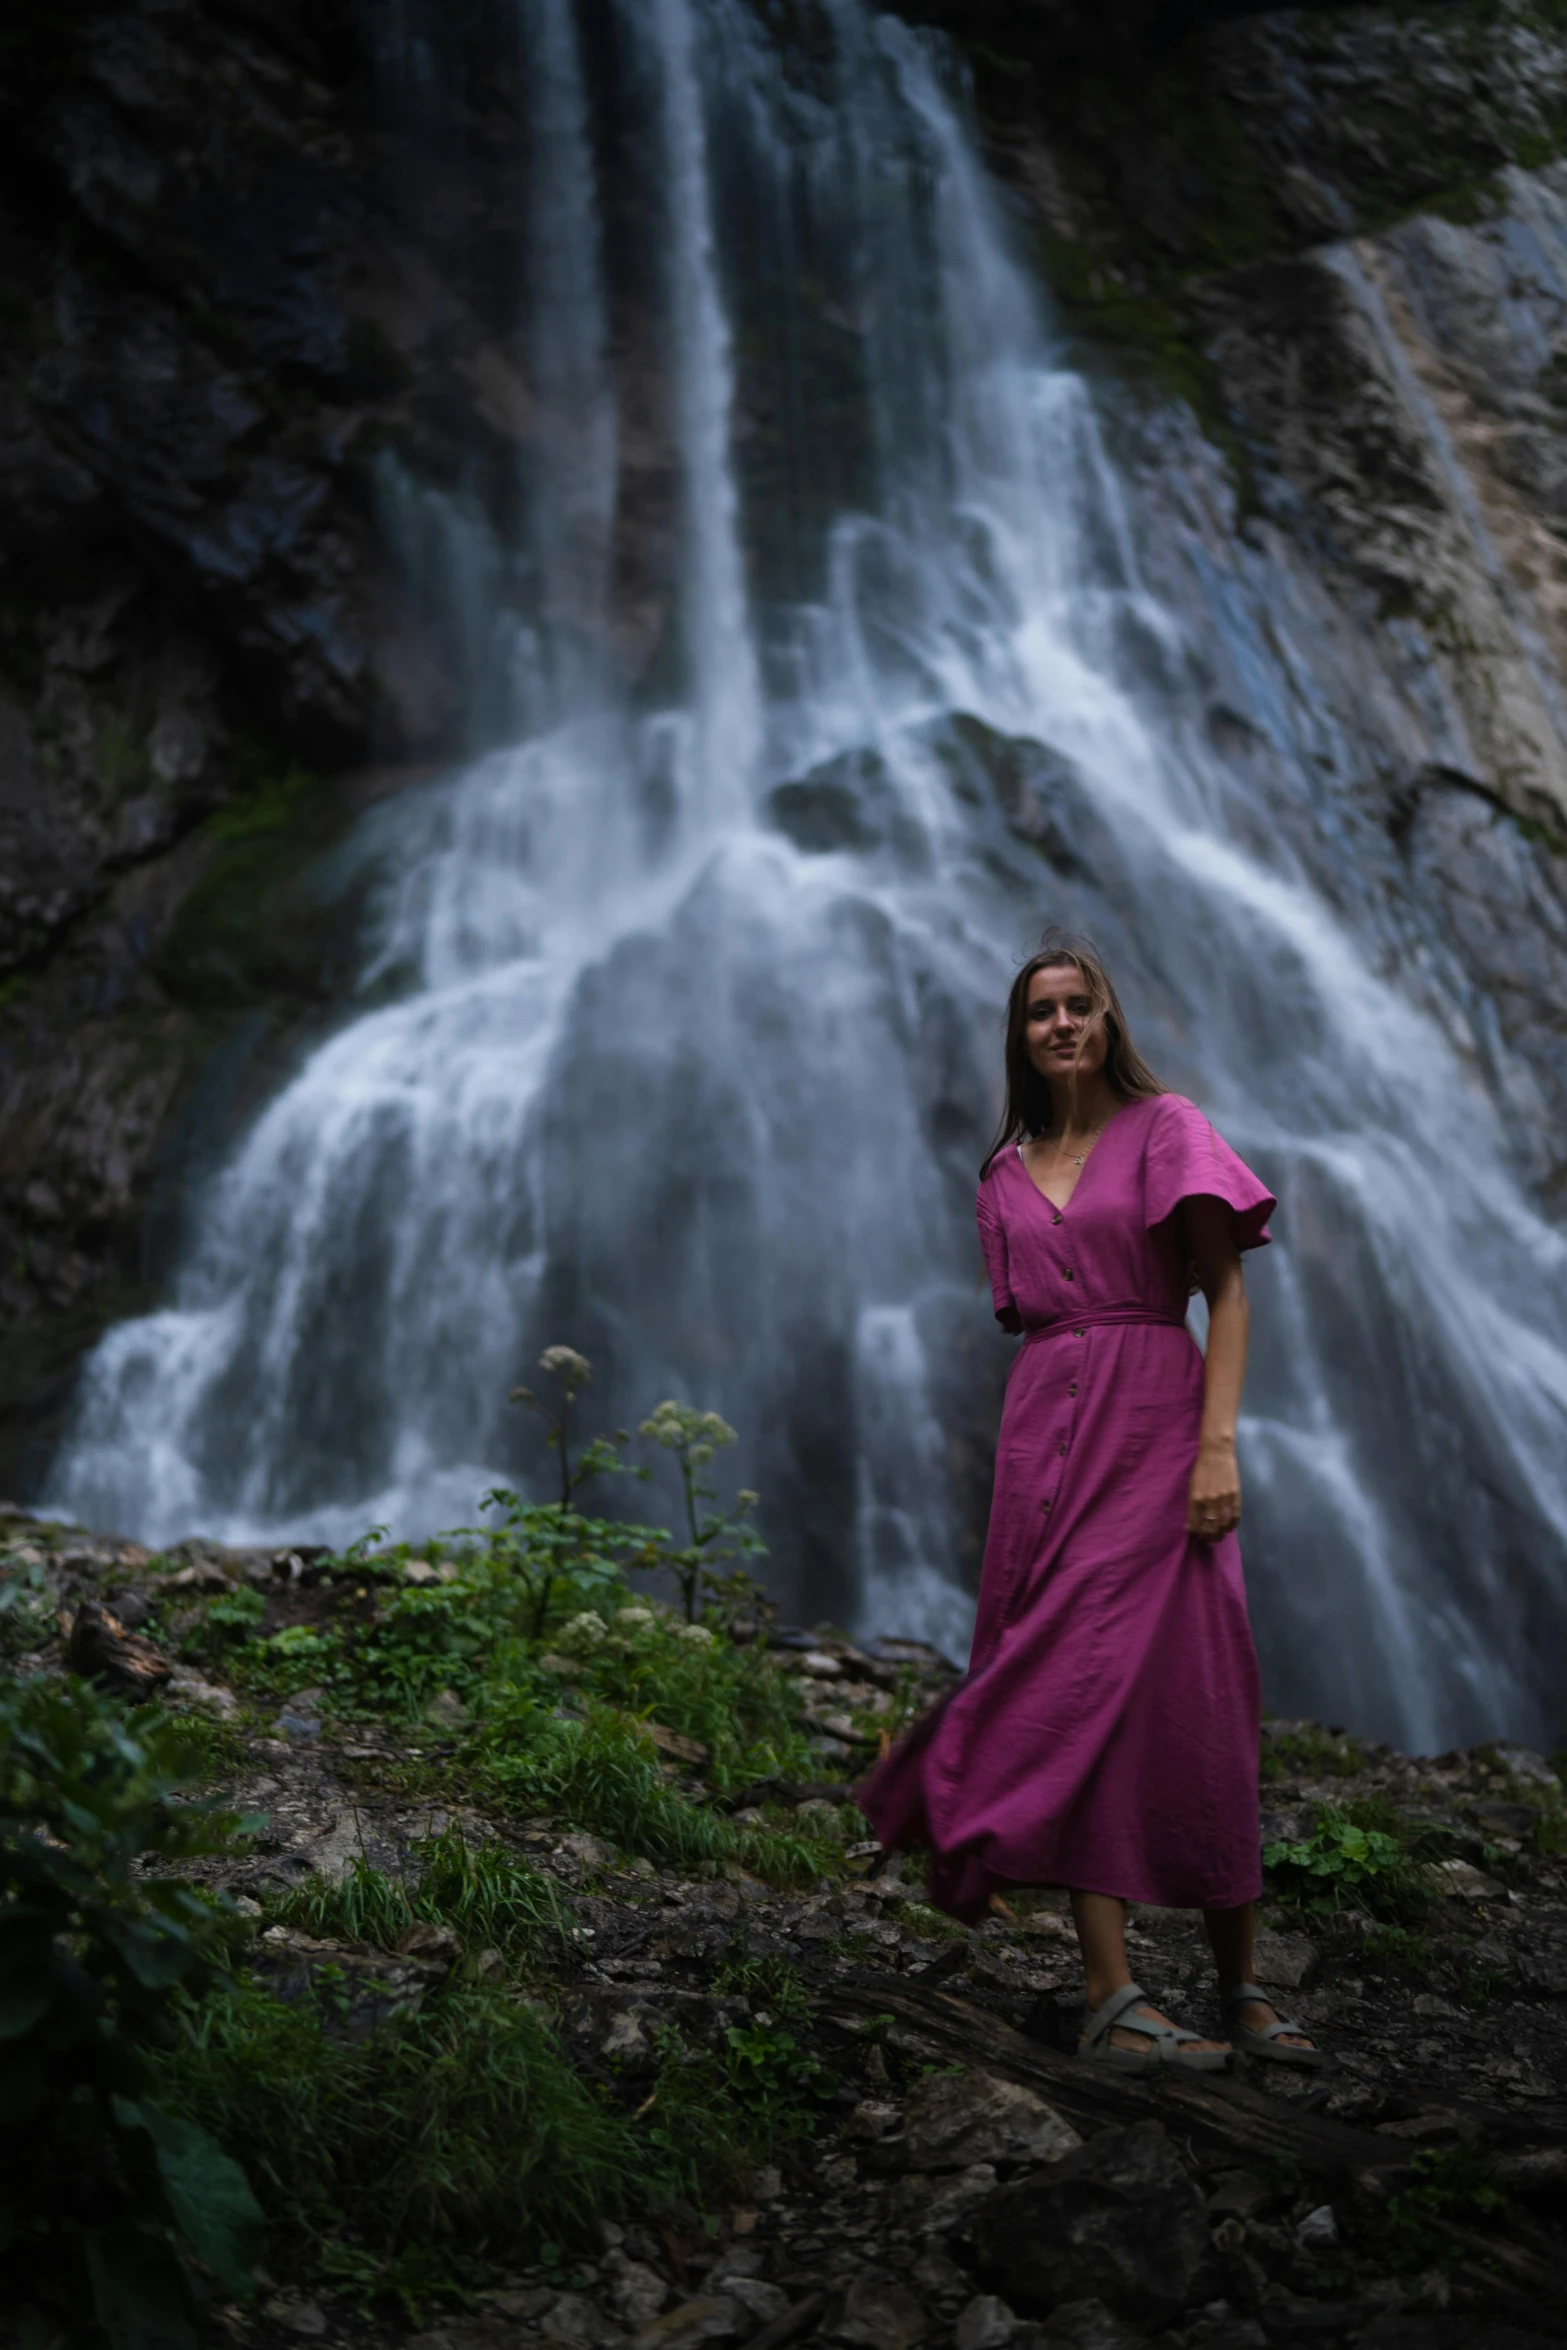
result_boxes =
[1188,1436,1241,1540]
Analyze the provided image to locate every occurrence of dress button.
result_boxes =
[1040,1499,1051,1516]
[1068,1382,1078,1397]
[1051,1212,1062,1225]
[1073,1329,1084,1339]
[1063,1268,1074,1281]
[1058,1441,1068,1456]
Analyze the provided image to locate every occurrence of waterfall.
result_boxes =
[48,0,1567,1751]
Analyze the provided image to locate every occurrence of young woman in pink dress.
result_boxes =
[859,939,1322,2071]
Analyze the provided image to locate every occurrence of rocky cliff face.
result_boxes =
[0,0,684,1490]
[6,0,1567,1500]
[899,0,1567,1181]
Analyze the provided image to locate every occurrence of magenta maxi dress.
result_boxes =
[858,1093,1275,1925]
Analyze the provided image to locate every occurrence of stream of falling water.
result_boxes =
[49,0,1567,1748]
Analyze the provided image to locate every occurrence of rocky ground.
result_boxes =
[5,1505,1567,2350]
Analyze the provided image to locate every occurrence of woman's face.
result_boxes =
[1025,960,1107,1084]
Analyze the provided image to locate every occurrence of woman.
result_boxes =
[858,938,1321,2072]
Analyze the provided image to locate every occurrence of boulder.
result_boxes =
[970,2122,1207,2323]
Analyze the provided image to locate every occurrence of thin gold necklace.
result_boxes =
[1049,1116,1106,1170]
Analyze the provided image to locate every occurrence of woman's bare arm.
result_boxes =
[1179,1194,1248,1539]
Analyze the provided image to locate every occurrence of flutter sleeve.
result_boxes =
[976,1172,1017,1322]
[1144,1095,1276,1253]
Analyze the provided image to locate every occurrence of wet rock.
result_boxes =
[971,2121,1207,2323]
[830,2272,929,2350]
[64,1599,171,1700]
[902,2068,1081,2171]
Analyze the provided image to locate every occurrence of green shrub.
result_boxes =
[0,1675,261,2348]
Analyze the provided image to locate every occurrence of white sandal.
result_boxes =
[1223,1980,1327,2068]
[1078,1981,1231,2073]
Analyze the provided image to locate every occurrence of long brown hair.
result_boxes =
[981,931,1168,1176]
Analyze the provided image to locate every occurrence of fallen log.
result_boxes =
[819,1977,1413,2182]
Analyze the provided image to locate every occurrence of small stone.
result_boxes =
[396,1921,461,1963]
[545,2291,626,2347]
[897,2164,997,2233]
[402,1558,439,1583]
[559,1831,618,1872]
[602,2009,653,2063]
[903,2069,1080,2171]
[1039,2301,1147,2350]
[955,2295,1016,2350]
[167,1669,239,1717]
[261,2299,328,2339]
[832,2272,929,2350]
[426,1687,466,1729]
[1425,1858,1506,1901]
[847,2099,903,2141]
[1294,2203,1338,2250]
[1250,1929,1318,1991]
[634,2296,744,2350]
[752,2165,784,2202]
[726,2279,789,2327]
[821,2152,858,2190]
[607,2252,668,2327]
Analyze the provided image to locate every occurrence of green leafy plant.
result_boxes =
[639,1399,765,1621]
[0,1675,262,2349]
[0,1555,54,1660]
[1377,2144,1507,2272]
[1263,1801,1437,1924]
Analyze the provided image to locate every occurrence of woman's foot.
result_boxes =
[1229,1993,1315,2052]
[1221,1981,1327,2067]
[1106,1999,1229,2058]
[1079,1981,1231,2071]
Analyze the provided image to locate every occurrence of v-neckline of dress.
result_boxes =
[1015,1101,1132,1216]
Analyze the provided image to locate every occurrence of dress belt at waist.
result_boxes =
[1021,1307,1189,1343]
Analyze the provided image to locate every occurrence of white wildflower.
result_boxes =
[556,1610,609,1653]
[677,1623,716,1647]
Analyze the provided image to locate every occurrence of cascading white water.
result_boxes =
[48,0,1567,1749]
